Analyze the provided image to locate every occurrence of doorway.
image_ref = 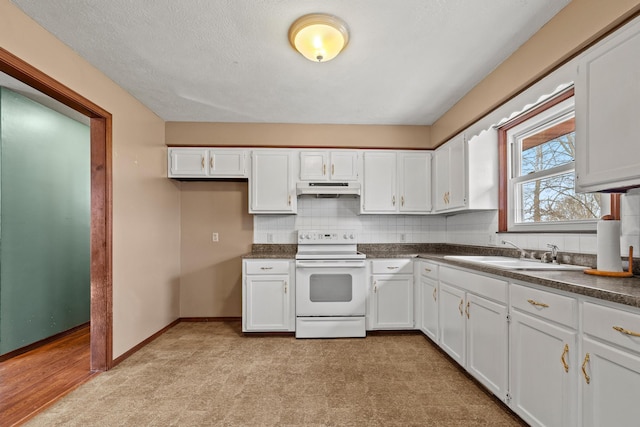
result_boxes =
[0,47,113,371]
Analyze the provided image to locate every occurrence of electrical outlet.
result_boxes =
[267,233,273,243]
[212,232,219,242]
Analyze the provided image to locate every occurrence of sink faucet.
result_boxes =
[502,240,527,259]
[546,244,559,263]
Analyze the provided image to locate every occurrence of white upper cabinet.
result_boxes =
[433,130,498,213]
[168,147,208,177]
[208,149,248,177]
[575,16,640,193]
[299,150,358,181]
[249,150,296,214]
[168,147,248,178]
[362,151,432,214]
[362,151,398,213]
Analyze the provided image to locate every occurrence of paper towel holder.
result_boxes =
[584,246,634,277]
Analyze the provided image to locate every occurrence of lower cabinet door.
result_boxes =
[509,310,577,427]
[420,276,439,342]
[466,293,508,400]
[244,275,290,331]
[581,337,640,427]
[439,283,466,365]
[370,276,414,329]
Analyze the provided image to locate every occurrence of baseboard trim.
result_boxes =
[111,319,181,367]
[0,322,90,362]
[180,317,241,322]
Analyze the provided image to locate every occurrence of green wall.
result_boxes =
[0,87,90,355]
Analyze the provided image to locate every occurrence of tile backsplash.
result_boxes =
[253,193,640,255]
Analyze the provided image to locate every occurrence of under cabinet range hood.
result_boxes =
[296,182,361,197]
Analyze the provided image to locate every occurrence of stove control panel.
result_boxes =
[297,230,357,243]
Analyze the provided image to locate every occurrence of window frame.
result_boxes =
[498,87,619,232]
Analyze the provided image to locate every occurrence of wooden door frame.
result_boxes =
[0,47,113,371]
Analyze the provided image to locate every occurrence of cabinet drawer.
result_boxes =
[440,266,507,303]
[584,301,640,354]
[371,259,413,274]
[245,260,290,275]
[510,284,577,328]
[419,261,439,279]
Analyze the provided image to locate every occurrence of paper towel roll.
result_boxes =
[597,220,623,272]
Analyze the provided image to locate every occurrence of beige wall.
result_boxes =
[0,1,182,358]
[432,0,640,145]
[166,122,432,149]
[179,181,253,317]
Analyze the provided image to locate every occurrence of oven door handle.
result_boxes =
[296,261,366,268]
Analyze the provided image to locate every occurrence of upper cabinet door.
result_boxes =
[362,151,397,213]
[299,151,328,181]
[398,152,431,213]
[434,145,451,211]
[575,17,640,192]
[168,148,208,177]
[250,151,296,214]
[208,149,248,177]
[447,135,467,210]
[330,151,359,181]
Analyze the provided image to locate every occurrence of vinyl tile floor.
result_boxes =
[25,321,526,426]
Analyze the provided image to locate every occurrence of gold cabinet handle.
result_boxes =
[260,266,273,270]
[201,156,205,169]
[401,195,405,207]
[210,157,214,169]
[561,344,569,373]
[424,267,431,273]
[443,193,447,204]
[582,353,591,384]
[332,164,335,176]
[465,301,470,319]
[392,195,396,206]
[613,326,640,337]
[284,281,287,294]
[373,280,377,293]
[386,266,399,270]
[527,299,549,308]
[288,194,292,206]
[432,288,437,301]
[323,163,326,175]
[458,299,464,316]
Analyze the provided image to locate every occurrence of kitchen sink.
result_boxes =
[443,255,589,271]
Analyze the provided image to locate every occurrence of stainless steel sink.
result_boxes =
[443,255,588,271]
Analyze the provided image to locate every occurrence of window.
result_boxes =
[498,88,615,232]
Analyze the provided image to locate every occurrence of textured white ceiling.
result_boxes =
[10,0,571,125]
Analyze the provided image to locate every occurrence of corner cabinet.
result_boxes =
[242,260,295,332]
[249,150,296,214]
[433,129,498,213]
[361,151,431,214]
[168,148,248,178]
[575,16,640,192]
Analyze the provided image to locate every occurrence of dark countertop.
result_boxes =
[243,243,640,309]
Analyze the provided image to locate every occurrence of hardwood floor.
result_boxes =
[0,326,96,427]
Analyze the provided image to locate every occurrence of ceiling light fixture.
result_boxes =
[288,13,349,63]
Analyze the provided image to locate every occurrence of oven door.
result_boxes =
[295,260,366,317]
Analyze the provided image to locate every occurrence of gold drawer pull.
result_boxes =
[613,326,640,337]
[465,301,470,319]
[201,156,205,169]
[582,353,591,384]
[432,288,437,301]
[527,299,549,308]
[260,266,273,270]
[458,299,463,316]
[561,344,569,373]
[424,267,431,273]
[387,266,399,270]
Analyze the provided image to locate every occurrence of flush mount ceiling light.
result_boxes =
[288,13,350,63]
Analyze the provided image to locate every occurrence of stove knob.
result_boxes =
[343,233,348,239]
[305,233,311,240]
[349,234,355,240]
